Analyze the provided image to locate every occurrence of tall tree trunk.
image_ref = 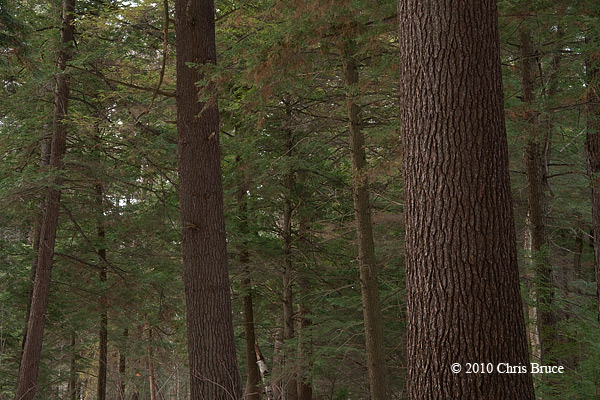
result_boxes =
[22,126,52,359]
[296,302,312,400]
[96,183,108,400]
[237,167,261,400]
[343,43,390,400]
[585,49,600,325]
[398,1,535,398]
[173,0,241,398]
[296,185,312,400]
[282,121,298,400]
[119,328,128,399]
[271,326,283,399]
[519,26,554,363]
[147,328,162,400]
[14,0,75,398]
[68,333,77,400]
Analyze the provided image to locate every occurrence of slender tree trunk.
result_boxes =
[14,1,75,398]
[574,233,584,271]
[282,122,298,400]
[68,333,77,400]
[271,326,283,399]
[585,49,600,325]
[237,169,261,400]
[296,301,312,400]
[343,43,390,400]
[119,329,128,399]
[22,128,52,358]
[296,183,312,400]
[174,0,241,397]
[147,328,162,400]
[398,1,535,398]
[96,183,108,400]
[519,26,555,363]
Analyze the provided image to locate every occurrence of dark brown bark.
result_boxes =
[21,123,49,359]
[96,183,108,400]
[14,0,75,398]
[585,49,600,325]
[343,44,390,400]
[398,1,535,398]
[174,0,241,397]
[237,172,261,400]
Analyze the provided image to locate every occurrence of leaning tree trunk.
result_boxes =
[343,42,391,400]
[20,125,50,362]
[14,0,75,398]
[398,0,536,398]
[174,0,241,398]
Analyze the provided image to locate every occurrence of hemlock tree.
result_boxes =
[174,0,242,398]
[14,0,75,398]
[398,0,536,398]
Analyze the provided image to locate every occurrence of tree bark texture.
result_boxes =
[14,0,74,398]
[585,50,600,326]
[174,0,241,398]
[344,46,391,400]
[398,1,535,398]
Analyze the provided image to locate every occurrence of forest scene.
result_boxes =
[1,0,600,399]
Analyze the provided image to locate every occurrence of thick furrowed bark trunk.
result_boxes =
[174,0,241,397]
[398,1,535,398]
[343,45,390,400]
[14,1,74,398]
